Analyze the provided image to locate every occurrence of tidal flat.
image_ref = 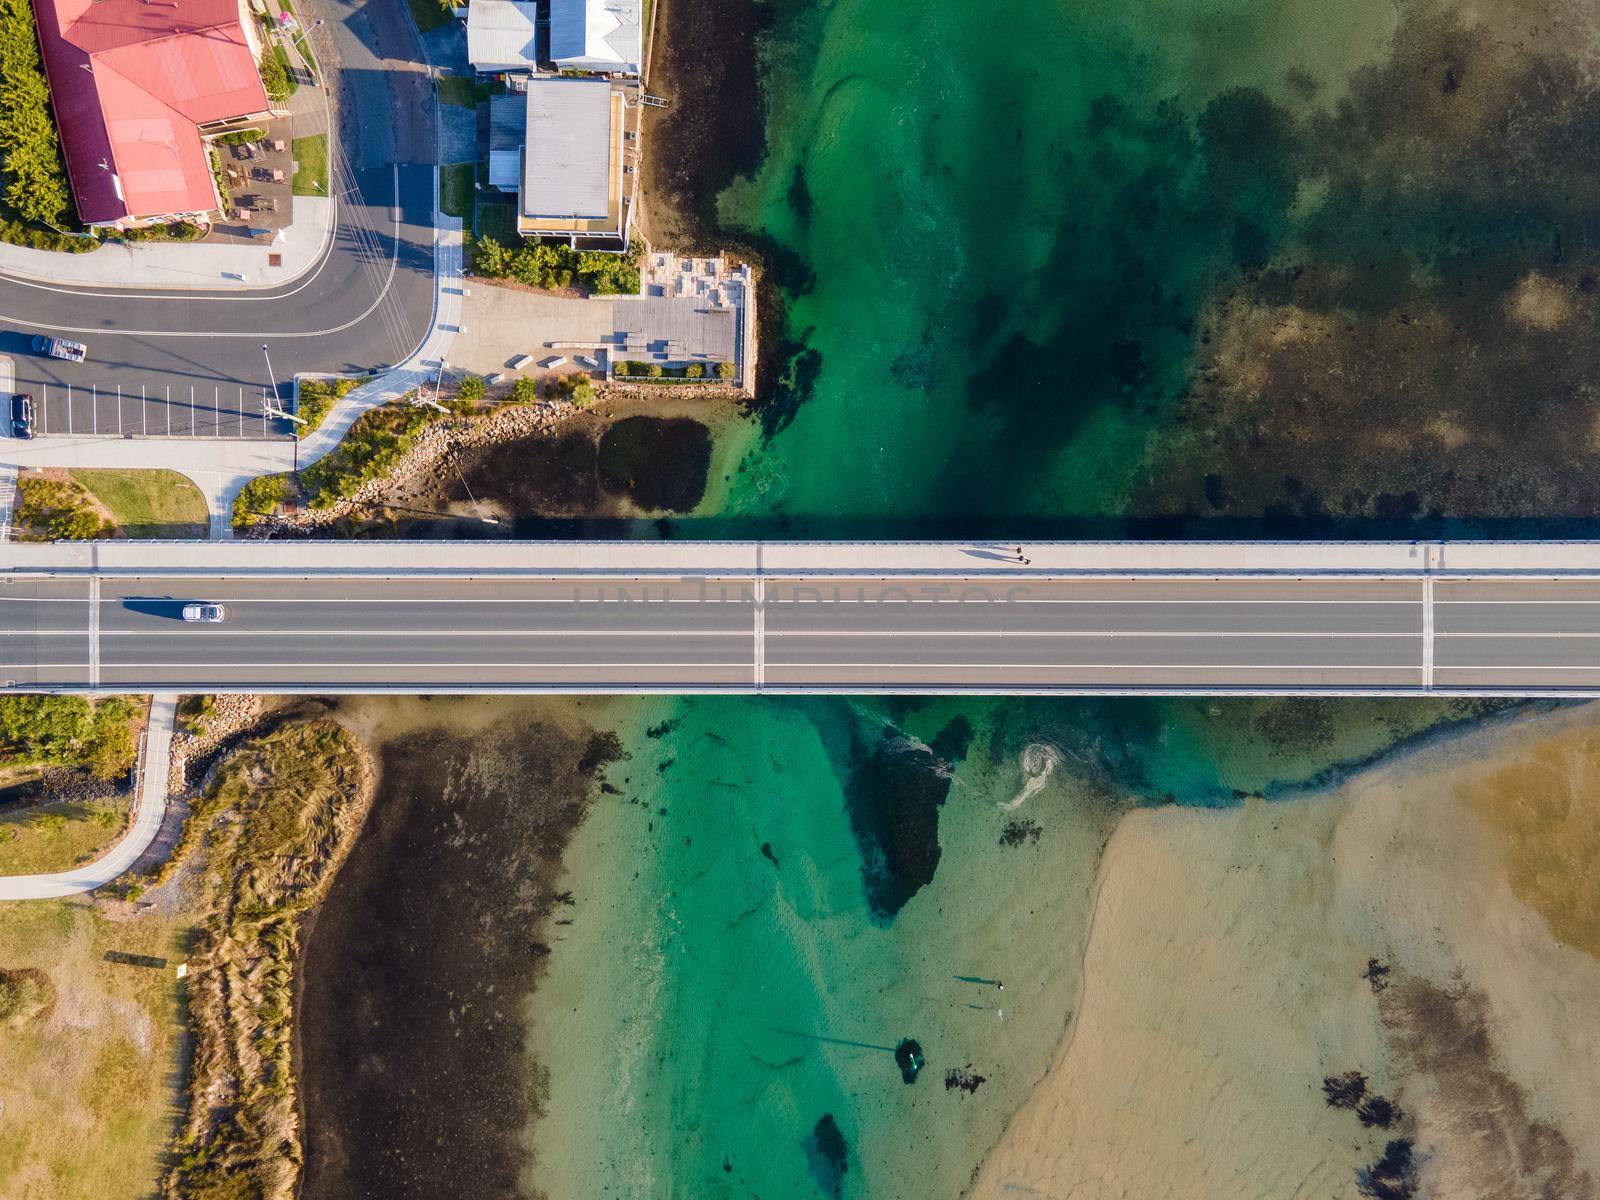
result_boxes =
[282,693,1600,1199]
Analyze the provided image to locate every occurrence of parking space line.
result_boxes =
[165,386,171,436]
[141,385,147,436]
[91,383,97,433]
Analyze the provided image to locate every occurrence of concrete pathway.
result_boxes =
[0,464,15,542]
[0,201,334,292]
[0,693,178,901]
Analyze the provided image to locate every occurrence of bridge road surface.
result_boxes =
[12,568,1600,693]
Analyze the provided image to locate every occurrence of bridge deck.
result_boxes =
[8,542,1600,693]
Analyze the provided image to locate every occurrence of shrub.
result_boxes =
[0,218,95,252]
[259,47,292,103]
[685,363,704,379]
[293,376,357,437]
[31,812,67,836]
[472,236,642,295]
[511,376,539,404]
[715,361,736,380]
[646,363,664,379]
[569,377,595,408]
[0,0,75,227]
[213,128,268,146]
[85,697,137,780]
[232,475,290,527]
[298,401,439,509]
[457,373,485,401]
[14,478,109,540]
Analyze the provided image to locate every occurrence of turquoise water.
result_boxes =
[524,695,1498,1197]
[702,0,1600,535]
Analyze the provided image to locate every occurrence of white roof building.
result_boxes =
[550,0,642,76]
[519,77,628,244]
[467,0,539,74]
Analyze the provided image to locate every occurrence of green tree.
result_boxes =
[685,363,704,379]
[511,376,539,404]
[457,373,485,401]
[569,377,595,407]
[0,695,93,759]
[715,361,736,380]
[646,363,664,379]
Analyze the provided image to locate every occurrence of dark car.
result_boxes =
[11,392,34,439]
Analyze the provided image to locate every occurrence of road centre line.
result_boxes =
[97,629,753,638]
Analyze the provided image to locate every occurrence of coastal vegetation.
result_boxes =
[471,235,642,295]
[162,720,371,1200]
[0,0,74,230]
[14,475,110,540]
[293,374,357,436]
[0,694,140,780]
[299,400,443,508]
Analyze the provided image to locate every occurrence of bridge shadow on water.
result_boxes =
[346,512,1600,543]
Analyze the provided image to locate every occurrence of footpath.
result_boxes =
[0,694,177,902]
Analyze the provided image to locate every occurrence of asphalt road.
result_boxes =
[10,573,1600,693]
[0,0,438,438]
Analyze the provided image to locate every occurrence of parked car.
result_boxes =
[181,603,227,623]
[10,392,34,439]
[32,334,87,363]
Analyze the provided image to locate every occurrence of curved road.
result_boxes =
[0,0,439,438]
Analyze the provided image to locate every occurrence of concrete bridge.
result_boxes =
[7,540,1600,694]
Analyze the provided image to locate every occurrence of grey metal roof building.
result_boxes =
[550,0,641,75]
[488,94,525,190]
[519,77,626,242]
[466,0,539,73]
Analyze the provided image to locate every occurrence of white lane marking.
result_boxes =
[1423,576,1434,690]
[754,573,765,690]
[88,575,100,689]
[96,629,753,638]
[79,661,757,670]
[735,662,1419,671]
[763,630,1418,639]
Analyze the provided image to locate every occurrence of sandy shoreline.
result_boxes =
[970,700,1600,1199]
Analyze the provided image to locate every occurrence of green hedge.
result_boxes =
[260,47,293,103]
[214,128,268,146]
[472,236,642,295]
[0,217,94,252]
[0,0,75,228]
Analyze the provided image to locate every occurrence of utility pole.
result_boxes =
[261,343,306,469]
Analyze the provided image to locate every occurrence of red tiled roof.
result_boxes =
[32,0,270,224]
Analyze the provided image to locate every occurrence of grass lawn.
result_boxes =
[440,162,475,222]
[293,133,329,197]
[436,74,485,109]
[0,898,188,1200]
[68,468,208,538]
[272,43,299,96]
[0,797,127,876]
[406,0,453,34]
[474,197,519,245]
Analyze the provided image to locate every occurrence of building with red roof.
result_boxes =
[31,0,274,227]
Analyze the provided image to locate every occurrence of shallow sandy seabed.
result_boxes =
[972,705,1600,1199]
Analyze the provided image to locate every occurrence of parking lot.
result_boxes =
[26,380,290,439]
